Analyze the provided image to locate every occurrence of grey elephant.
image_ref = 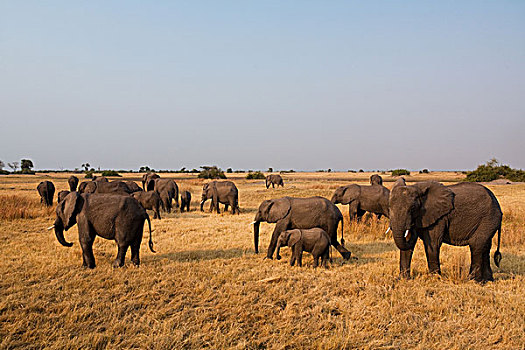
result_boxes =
[80,180,132,196]
[92,176,108,182]
[37,181,55,207]
[131,191,163,219]
[48,192,154,268]
[68,175,79,192]
[389,181,502,282]
[200,181,240,214]
[180,190,191,212]
[142,173,160,191]
[276,228,330,268]
[265,174,284,189]
[252,196,351,260]
[331,175,389,221]
[153,178,179,213]
[57,190,70,203]
[123,180,143,193]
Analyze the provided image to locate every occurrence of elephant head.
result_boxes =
[252,198,291,254]
[389,181,454,250]
[200,182,215,210]
[50,192,84,247]
[330,186,359,205]
[275,229,301,259]
[370,174,383,186]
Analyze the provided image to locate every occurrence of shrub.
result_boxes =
[358,169,364,173]
[246,171,265,180]
[419,169,430,174]
[391,169,411,176]
[198,166,226,179]
[226,168,233,173]
[85,171,94,179]
[464,159,525,182]
[101,170,121,177]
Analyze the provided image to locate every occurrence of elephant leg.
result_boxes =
[326,221,351,260]
[295,246,303,267]
[209,200,214,212]
[376,214,382,220]
[313,254,319,268]
[130,237,142,266]
[224,203,229,213]
[156,206,161,220]
[78,219,96,268]
[113,244,129,268]
[348,202,359,222]
[481,245,494,282]
[468,245,485,282]
[267,221,289,259]
[421,230,442,275]
[355,208,366,223]
[399,249,414,278]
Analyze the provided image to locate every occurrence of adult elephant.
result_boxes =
[122,180,142,193]
[68,175,79,192]
[37,181,55,206]
[142,173,160,191]
[153,178,179,213]
[48,192,154,268]
[389,181,502,282]
[265,174,284,189]
[252,196,351,260]
[80,180,132,196]
[200,180,239,214]
[331,175,389,221]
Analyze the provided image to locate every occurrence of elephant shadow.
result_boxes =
[338,240,397,266]
[492,251,525,280]
[153,248,245,263]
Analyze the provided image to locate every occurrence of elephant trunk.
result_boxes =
[275,239,282,260]
[200,199,205,211]
[53,218,73,247]
[253,221,260,254]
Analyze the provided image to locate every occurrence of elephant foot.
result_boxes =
[341,251,351,260]
[276,254,281,260]
[112,260,124,268]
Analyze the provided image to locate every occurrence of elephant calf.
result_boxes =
[37,181,55,207]
[180,190,191,212]
[276,228,330,268]
[49,192,155,268]
[132,191,163,220]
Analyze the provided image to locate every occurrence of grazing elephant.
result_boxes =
[331,175,390,221]
[200,181,240,214]
[153,178,179,213]
[142,173,160,191]
[252,196,351,260]
[131,191,163,219]
[37,181,55,206]
[57,190,70,203]
[276,228,330,268]
[265,174,284,189]
[180,190,191,212]
[80,180,132,195]
[48,192,154,268]
[389,181,502,282]
[68,175,79,192]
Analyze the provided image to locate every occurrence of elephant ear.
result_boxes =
[267,198,291,223]
[63,192,81,229]
[414,181,454,228]
[288,230,302,247]
[342,185,360,204]
[391,177,406,191]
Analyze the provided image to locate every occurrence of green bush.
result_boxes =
[0,170,9,175]
[198,166,226,179]
[465,159,525,182]
[246,171,265,180]
[85,171,94,179]
[391,169,411,176]
[419,169,430,174]
[101,170,121,177]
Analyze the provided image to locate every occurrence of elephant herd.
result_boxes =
[37,173,503,283]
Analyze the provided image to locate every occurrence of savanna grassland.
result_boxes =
[0,172,524,349]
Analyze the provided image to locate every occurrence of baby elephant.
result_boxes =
[276,228,330,268]
[180,190,191,212]
[131,191,163,219]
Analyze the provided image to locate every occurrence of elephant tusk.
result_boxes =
[47,225,55,230]
[385,227,391,235]
[404,229,409,238]
[249,221,257,225]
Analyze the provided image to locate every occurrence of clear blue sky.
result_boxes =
[1,1,524,171]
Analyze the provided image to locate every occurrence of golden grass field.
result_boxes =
[0,172,524,349]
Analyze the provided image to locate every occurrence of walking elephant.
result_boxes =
[200,181,239,214]
[79,180,132,196]
[153,178,179,213]
[142,173,160,191]
[180,190,191,212]
[276,228,330,268]
[252,196,351,260]
[131,191,163,219]
[265,174,284,189]
[389,181,502,282]
[331,175,389,221]
[37,181,55,206]
[122,180,142,193]
[68,175,79,192]
[48,192,154,268]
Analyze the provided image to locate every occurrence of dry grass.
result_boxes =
[0,173,524,349]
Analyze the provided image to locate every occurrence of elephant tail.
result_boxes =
[146,215,155,253]
[339,217,345,245]
[494,225,502,267]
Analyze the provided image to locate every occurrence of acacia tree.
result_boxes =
[8,162,19,172]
